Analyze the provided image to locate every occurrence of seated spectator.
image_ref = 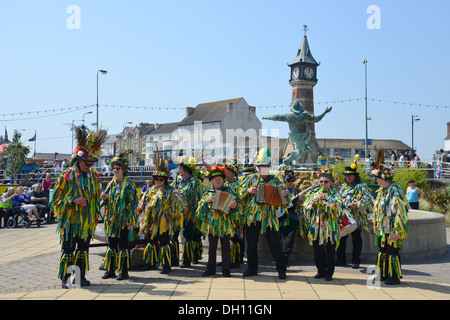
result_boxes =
[29,183,51,222]
[13,186,41,221]
[1,187,17,228]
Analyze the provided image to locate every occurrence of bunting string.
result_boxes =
[0,98,447,122]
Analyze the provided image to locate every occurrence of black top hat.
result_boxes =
[343,164,359,175]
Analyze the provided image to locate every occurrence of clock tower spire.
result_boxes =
[288,25,319,115]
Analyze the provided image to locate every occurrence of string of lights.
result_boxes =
[0,98,447,122]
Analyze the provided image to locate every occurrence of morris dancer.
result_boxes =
[239,148,289,279]
[100,150,138,281]
[172,157,205,268]
[372,150,409,285]
[51,126,106,288]
[279,169,304,267]
[303,166,344,281]
[139,157,186,274]
[224,162,244,268]
[336,164,373,269]
[196,166,239,277]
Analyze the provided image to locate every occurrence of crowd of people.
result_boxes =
[46,126,411,291]
[0,182,54,228]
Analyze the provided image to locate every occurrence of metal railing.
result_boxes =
[2,159,449,186]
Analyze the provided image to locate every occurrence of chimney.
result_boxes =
[186,107,195,117]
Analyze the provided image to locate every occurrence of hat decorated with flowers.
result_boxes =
[372,149,394,180]
[206,165,227,180]
[242,164,256,174]
[177,156,197,171]
[72,125,107,164]
[109,149,133,175]
[152,153,170,179]
[225,158,239,175]
[318,166,335,182]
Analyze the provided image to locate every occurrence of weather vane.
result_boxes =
[303,25,308,35]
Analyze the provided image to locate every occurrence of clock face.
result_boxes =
[304,67,314,79]
[292,67,300,80]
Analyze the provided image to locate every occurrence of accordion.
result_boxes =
[212,190,236,214]
[256,184,288,206]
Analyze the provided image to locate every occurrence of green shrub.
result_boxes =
[392,167,428,192]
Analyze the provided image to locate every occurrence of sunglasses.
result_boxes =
[319,180,330,184]
[113,167,122,171]
[154,178,165,182]
[83,161,95,167]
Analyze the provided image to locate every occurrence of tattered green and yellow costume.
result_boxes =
[172,174,205,263]
[340,182,373,231]
[303,186,344,246]
[140,184,187,268]
[196,186,240,238]
[102,176,138,274]
[373,183,409,281]
[51,165,102,279]
[239,174,290,233]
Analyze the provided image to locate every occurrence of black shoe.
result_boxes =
[202,270,215,277]
[180,262,191,268]
[325,275,333,281]
[278,270,287,280]
[80,277,91,287]
[102,271,116,279]
[222,271,231,278]
[230,262,240,269]
[61,279,69,289]
[243,270,257,277]
[117,273,129,281]
[160,268,171,274]
[314,273,325,279]
[385,278,400,285]
[351,263,360,269]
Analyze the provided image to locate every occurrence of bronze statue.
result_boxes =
[263,101,332,165]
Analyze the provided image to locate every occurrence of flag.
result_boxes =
[28,133,36,142]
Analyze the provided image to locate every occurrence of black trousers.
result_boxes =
[61,233,91,277]
[280,219,299,266]
[336,228,362,265]
[377,237,402,281]
[207,234,230,275]
[246,221,285,273]
[313,238,336,277]
[0,208,11,228]
[107,228,129,252]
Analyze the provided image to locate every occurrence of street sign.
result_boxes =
[362,139,372,145]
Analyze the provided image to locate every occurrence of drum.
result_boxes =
[339,209,358,237]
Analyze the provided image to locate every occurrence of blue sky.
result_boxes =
[0,0,449,159]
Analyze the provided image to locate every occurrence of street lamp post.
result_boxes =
[412,115,420,152]
[363,60,368,157]
[82,111,93,126]
[96,69,107,132]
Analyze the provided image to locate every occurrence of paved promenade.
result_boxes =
[0,224,449,300]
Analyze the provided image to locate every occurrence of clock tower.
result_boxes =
[288,26,322,162]
[289,26,319,118]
